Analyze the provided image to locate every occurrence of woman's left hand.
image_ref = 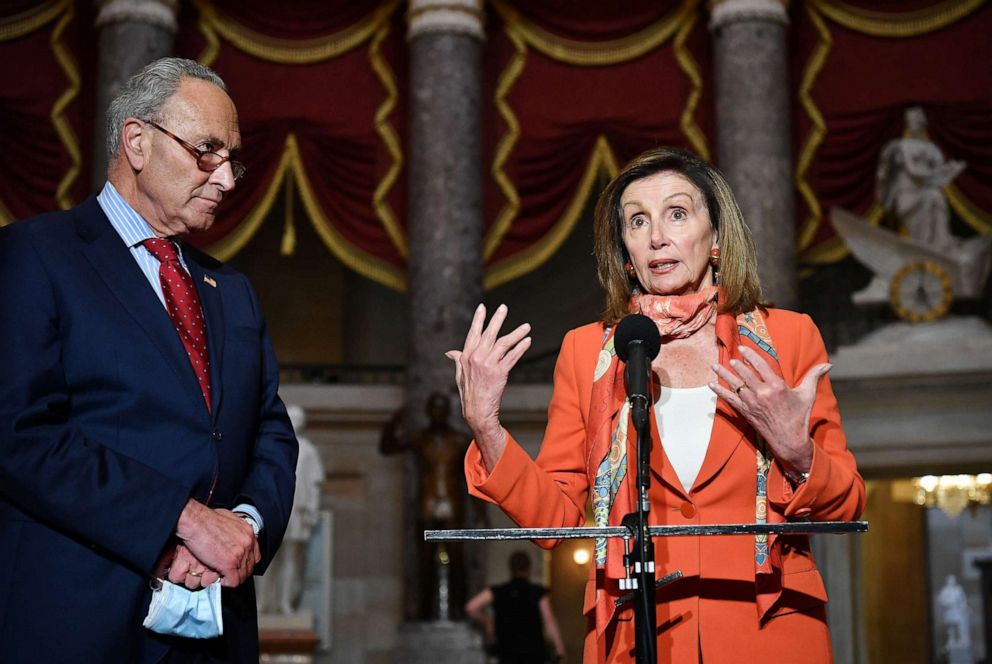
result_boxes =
[710,345,831,476]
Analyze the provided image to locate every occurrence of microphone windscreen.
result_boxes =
[614,314,661,362]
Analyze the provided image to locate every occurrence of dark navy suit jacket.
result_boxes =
[0,197,299,663]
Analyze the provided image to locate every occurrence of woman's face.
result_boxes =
[620,171,717,297]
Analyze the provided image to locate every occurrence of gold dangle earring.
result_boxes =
[709,247,721,285]
[625,260,641,295]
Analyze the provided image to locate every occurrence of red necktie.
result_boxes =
[143,238,212,412]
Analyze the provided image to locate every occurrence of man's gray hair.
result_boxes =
[106,57,226,158]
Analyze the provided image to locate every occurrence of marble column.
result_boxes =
[92,0,177,190]
[710,0,797,308]
[406,0,484,425]
[811,534,869,664]
[405,0,485,629]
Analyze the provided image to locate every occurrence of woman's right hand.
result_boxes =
[445,303,531,472]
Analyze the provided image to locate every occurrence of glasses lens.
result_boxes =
[197,152,224,172]
[196,153,245,180]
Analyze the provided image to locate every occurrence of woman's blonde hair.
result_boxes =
[594,147,762,324]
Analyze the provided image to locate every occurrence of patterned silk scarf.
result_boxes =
[585,291,785,635]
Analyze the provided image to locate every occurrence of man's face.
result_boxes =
[137,78,241,237]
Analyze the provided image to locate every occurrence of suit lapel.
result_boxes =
[185,255,225,418]
[75,200,206,412]
[691,312,750,491]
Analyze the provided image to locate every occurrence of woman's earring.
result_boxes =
[625,261,641,294]
[710,247,721,285]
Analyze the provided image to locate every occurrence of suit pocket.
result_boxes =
[779,535,816,575]
[777,567,828,613]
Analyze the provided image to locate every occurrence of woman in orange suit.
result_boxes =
[447,147,865,663]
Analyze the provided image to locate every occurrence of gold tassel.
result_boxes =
[280,169,296,256]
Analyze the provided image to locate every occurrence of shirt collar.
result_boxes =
[96,181,160,249]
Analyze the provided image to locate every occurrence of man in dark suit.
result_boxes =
[0,58,298,663]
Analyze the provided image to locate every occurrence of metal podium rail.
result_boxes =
[426,520,868,541]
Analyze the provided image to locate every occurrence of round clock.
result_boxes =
[889,259,953,322]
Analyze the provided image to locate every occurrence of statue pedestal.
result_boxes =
[831,317,992,380]
[259,612,319,664]
[829,316,992,475]
[394,621,485,664]
[946,643,973,664]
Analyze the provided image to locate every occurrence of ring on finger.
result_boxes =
[188,570,203,578]
[735,382,748,395]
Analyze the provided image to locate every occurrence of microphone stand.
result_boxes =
[623,340,660,664]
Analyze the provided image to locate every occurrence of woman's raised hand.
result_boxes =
[710,345,831,478]
[445,304,531,471]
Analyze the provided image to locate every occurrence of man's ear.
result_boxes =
[120,118,148,171]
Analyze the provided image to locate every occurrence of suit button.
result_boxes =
[212,430,223,442]
[680,502,696,518]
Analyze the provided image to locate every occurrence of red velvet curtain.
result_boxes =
[0,1,95,224]
[2,1,988,288]
[174,0,409,289]
[480,0,713,286]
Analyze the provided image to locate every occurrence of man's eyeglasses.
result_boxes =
[144,120,246,181]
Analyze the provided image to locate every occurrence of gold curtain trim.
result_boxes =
[800,203,884,264]
[206,136,296,262]
[484,135,618,289]
[50,1,80,210]
[483,24,527,261]
[0,0,62,41]
[795,3,832,253]
[206,134,406,291]
[491,0,693,66]
[197,6,221,66]
[672,5,710,162]
[369,21,408,258]
[812,0,985,38]
[280,168,296,255]
[192,0,399,64]
[292,137,406,291]
[946,184,992,234]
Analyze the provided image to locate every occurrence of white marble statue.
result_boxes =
[938,574,972,663]
[877,107,966,251]
[831,107,991,309]
[257,404,325,615]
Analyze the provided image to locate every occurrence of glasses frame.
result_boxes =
[143,119,246,181]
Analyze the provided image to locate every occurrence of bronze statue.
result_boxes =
[380,392,481,621]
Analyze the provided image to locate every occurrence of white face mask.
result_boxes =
[142,579,224,639]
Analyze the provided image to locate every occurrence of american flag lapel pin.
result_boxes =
[203,275,217,288]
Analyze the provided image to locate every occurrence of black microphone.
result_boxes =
[614,314,661,407]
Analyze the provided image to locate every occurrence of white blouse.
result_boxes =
[653,385,718,493]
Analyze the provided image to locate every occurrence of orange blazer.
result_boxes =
[465,308,865,664]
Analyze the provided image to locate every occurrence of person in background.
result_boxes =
[466,550,568,663]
